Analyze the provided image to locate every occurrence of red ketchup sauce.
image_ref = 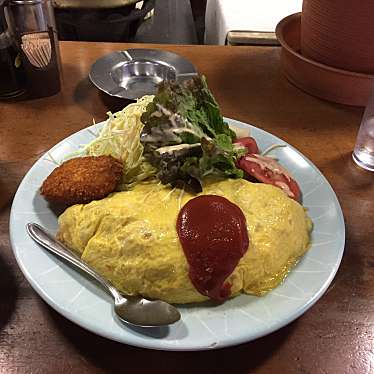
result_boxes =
[176,195,249,301]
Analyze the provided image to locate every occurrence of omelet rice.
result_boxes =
[57,179,312,304]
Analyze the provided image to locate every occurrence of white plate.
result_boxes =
[9,118,345,351]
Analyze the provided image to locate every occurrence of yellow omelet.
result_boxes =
[57,179,312,304]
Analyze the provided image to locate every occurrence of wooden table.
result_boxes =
[0,41,373,373]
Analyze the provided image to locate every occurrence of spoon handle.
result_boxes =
[26,223,122,301]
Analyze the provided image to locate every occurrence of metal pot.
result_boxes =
[52,0,139,9]
[54,0,154,41]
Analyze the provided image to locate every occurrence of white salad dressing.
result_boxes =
[244,154,293,182]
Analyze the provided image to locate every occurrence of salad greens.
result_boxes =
[140,76,245,191]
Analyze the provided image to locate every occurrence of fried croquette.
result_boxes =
[40,155,123,206]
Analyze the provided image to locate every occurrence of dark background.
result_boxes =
[55,0,207,44]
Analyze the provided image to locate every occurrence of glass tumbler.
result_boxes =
[352,84,374,171]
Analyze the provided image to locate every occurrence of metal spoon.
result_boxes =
[26,223,181,327]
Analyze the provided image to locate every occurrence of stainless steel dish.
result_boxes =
[89,48,198,99]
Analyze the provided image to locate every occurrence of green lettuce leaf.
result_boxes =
[140,76,243,191]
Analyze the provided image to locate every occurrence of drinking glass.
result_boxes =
[352,84,374,171]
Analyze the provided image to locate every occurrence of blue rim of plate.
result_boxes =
[9,118,345,351]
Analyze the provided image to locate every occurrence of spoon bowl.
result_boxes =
[26,222,181,327]
[115,297,181,327]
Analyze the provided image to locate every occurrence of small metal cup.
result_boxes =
[352,84,374,171]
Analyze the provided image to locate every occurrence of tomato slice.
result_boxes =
[234,137,259,154]
[237,154,302,202]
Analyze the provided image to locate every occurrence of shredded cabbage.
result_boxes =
[82,95,156,190]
